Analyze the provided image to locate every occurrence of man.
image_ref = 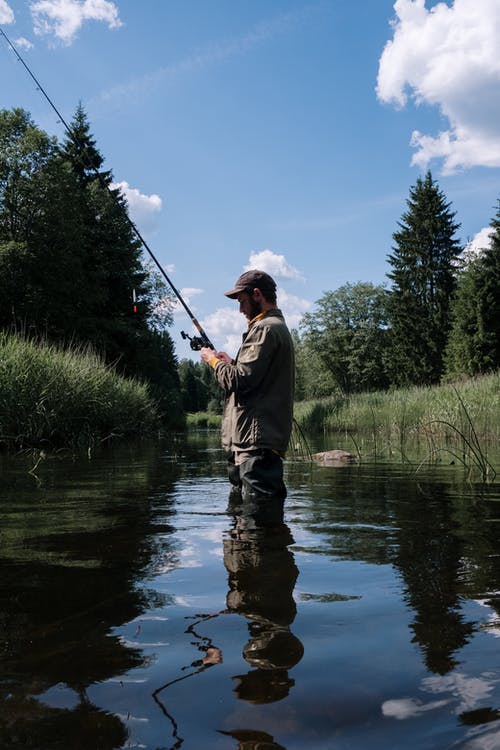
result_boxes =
[200,270,294,500]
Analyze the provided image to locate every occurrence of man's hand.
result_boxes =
[200,347,216,364]
[200,348,233,365]
[215,351,233,364]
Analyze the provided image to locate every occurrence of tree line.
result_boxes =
[0,106,182,426]
[294,172,500,400]
[2,105,498,418]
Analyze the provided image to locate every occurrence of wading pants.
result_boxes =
[227,450,287,500]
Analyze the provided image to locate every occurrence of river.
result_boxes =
[2,432,500,750]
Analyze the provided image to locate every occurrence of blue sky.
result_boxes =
[1,0,499,359]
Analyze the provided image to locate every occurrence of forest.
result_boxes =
[1,105,499,445]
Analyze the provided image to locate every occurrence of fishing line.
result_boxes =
[0,25,214,350]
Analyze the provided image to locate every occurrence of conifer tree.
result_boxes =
[59,102,112,186]
[0,106,182,425]
[445,203,500,377]
[386,172,461,385]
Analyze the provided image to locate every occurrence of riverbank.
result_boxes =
[294,373,500,466]
[0,333,159,450]
[187,372,500,466]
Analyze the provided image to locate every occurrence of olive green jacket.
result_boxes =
[213,309,294,455]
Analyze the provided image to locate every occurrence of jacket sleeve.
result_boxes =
[213,322,278,395]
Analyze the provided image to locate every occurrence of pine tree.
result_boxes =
[445,202,500,377]
[386,172,461,385]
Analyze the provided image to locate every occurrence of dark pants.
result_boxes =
[227,450,287,501]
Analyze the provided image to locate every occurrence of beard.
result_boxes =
[247,296,263,320]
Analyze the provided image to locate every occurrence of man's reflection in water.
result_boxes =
[154,495,302,750]
[223,493,303,708]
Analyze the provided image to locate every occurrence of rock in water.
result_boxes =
[312,450,357,465]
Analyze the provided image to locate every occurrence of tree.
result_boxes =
[60,106,150,346]
[292,329,338,400]
[178,359,224,413]
[300,282,390,394]
[386,172,461,386]
[0,108,88,334]
[59,101,112,187]
[0,108,57,243]
[445,202,500,377]
[0,106,183,426]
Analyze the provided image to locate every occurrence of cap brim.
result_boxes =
[224,288,241,299]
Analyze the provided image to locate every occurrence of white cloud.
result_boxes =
[244,249,304,280]
[201,307,246,355]
[198,286,312,354]
[377,0,500,173]
[0,0,14,23]
[383,670,499,727]
[14,37,34,50]
[30,0,122,45]
[465,227,493,257]
[382,697,450,719]
[112,181,162,233]
[181,287,204,298]
[423,672,497,714]
[171,287,204,317]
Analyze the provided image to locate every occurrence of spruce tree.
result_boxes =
[59,102,112,187]
[386,172,461,385]
[445,202,500,377]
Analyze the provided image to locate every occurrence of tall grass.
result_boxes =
[0,333,158,449]
[294,373,500,469]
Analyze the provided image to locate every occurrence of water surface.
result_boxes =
[2,434,500,749]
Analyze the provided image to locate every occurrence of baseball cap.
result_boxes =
[225,270,277,299]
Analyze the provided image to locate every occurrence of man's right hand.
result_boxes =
[216,351,233,364]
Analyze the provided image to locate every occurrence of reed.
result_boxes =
[293,396,342,434]
[0,333,158,449]
[294,372,500,467]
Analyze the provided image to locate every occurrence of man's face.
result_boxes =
[237,289,262,321]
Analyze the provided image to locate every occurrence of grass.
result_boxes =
[294,373,500,473]
[186,411,222,429]
[0,332,159,450]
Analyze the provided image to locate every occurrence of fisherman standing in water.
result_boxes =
[200,270,295,500]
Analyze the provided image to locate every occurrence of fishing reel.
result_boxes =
[181,331,210,351]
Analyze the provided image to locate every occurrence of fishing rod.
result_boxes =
[0,25,214,352]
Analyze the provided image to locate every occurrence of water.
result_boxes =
[2,433,500,749]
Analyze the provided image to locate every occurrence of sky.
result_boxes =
[1,0,500,360]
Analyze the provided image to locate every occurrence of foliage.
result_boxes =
[292,329,338,400]
[0,332,158,449]
[293,396,342,433]
[386,171,462,386]
[445,201,500,378]
[178,358,224,414]
[299,282,390,394]
[185,411,222,429]
[294,372,500,466]
[0,106,181,427]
